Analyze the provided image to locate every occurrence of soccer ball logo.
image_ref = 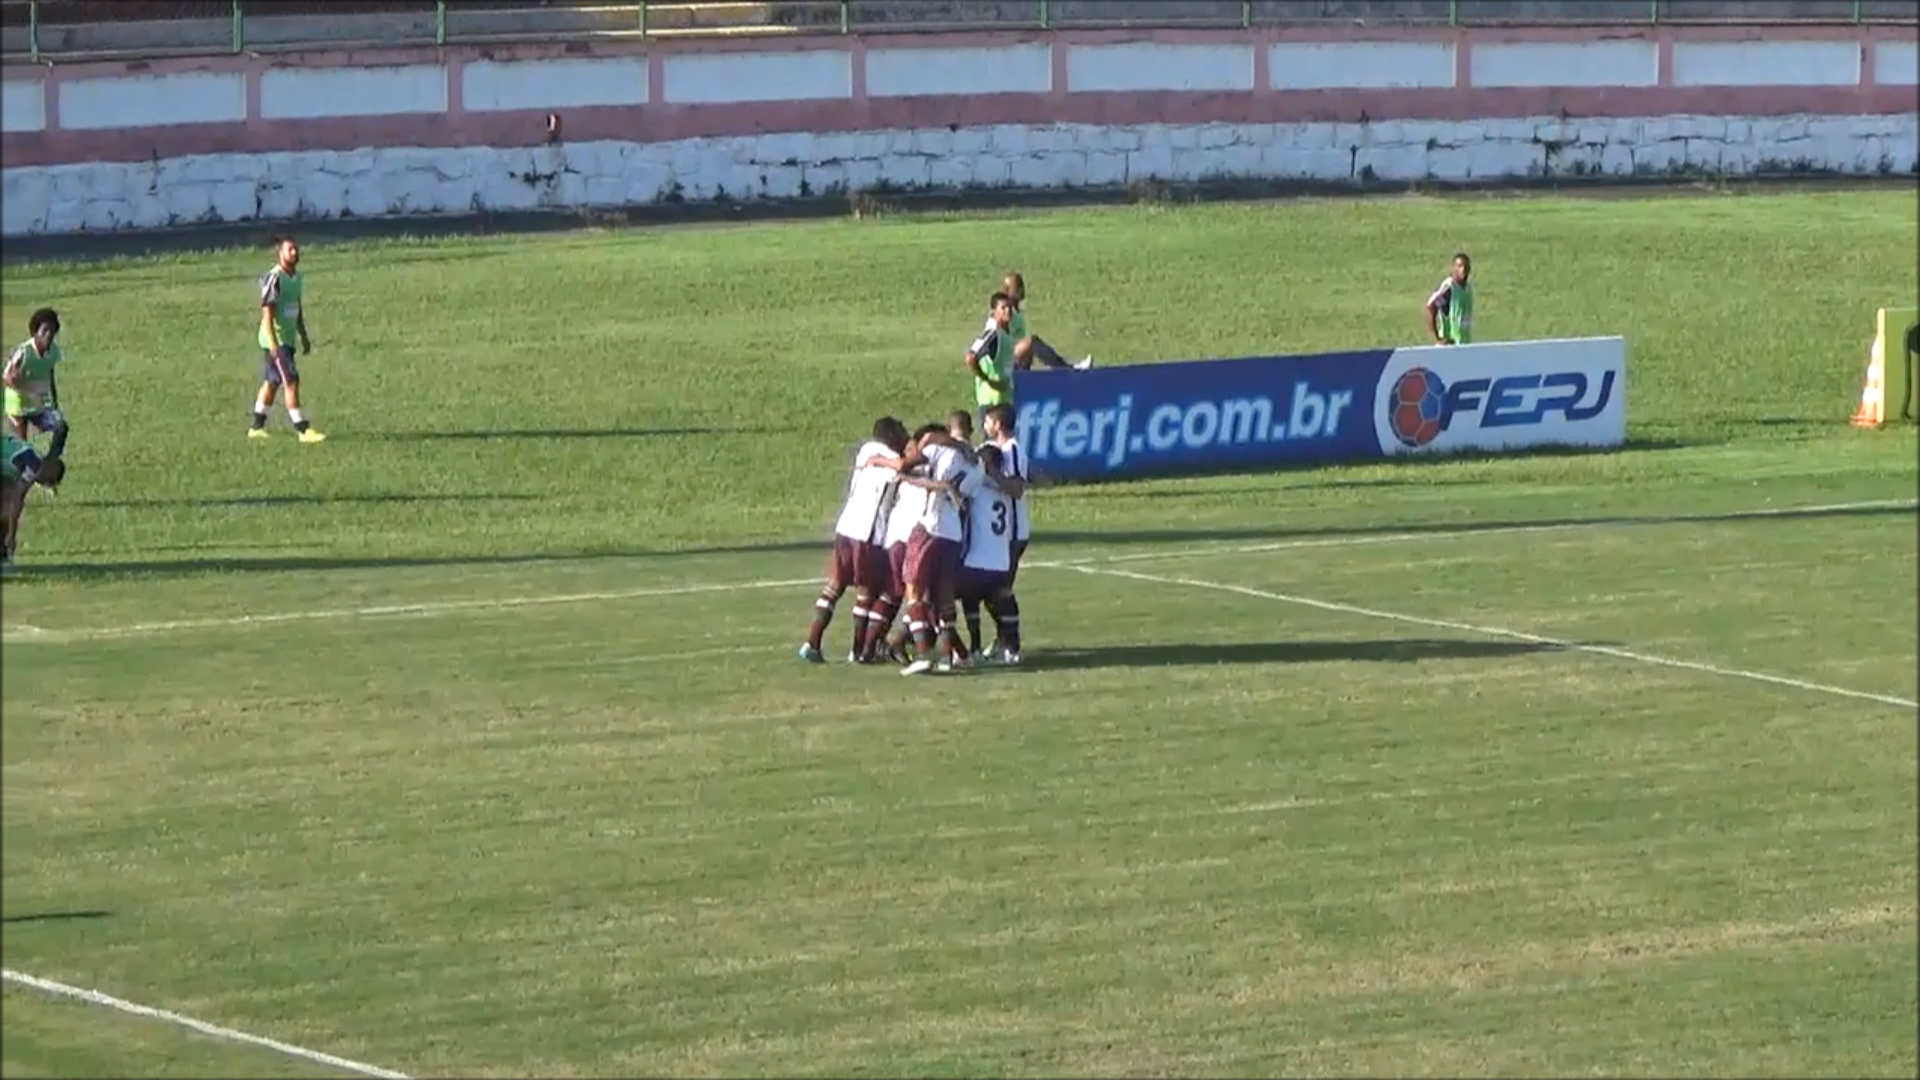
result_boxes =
[1387,367,1446,448]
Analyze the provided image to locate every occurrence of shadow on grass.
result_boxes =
[18,500,1911,582]
[1008,638,1580,671]
[68,493,541,509]
[1,910,111,925]
[1043,499,1913,549]
[1038,435,1706,491]
[364,426,774,442]
[6,175,1907,266]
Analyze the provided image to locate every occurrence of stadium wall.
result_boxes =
[2,25,1915,237]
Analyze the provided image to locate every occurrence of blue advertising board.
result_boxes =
[1013,337,1626,483]
[1013,348,1394,483]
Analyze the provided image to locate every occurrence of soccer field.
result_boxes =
[2,187,1916,1078]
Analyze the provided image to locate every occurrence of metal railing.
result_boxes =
[2,0,1912,63]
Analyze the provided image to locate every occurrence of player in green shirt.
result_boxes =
[1424,252,1474,345]
[2,427,61,573]
[1001,272,1093,372]
[966,291,1019,426]
[249,235,326,443]
[4,307,71,472]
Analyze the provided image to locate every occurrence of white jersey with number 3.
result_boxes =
[833,440,897,544]
[963,479,1015,573]
[996,436,1031,542]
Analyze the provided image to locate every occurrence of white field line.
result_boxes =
[1,968,408,1079]
[1,498,1910,646]
[1063,563,1919,710]
[1,577,818,644]
[1025,497,1919,569]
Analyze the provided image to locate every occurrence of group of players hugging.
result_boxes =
[801,405,1031,676]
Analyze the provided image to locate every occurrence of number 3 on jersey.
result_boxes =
[991,500,1008,536]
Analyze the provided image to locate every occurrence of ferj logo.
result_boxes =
[1386,367,1446,449]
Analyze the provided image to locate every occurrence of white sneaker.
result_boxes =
[1001,650,1022,666]
[900,658,933,676]
[1073,355,1094,371]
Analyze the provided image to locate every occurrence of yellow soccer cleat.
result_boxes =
[298,429,327,444]
[248,428,270,439]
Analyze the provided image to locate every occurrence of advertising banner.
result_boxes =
[1014,337,1625,483]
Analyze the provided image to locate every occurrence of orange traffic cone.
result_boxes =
[1851,328,1885,428]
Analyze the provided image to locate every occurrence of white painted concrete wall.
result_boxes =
[260,65,448,119]
[1873,41,1918,86]
[462,57,648,111]
[1066,44,1255,92]
[662,51,852,104]
[1269,42,1455,90]
[1672,41,1861,87]
[866,45,1052,97]
[1,80,45,134]
[6,113,1913,237]
[60,71,246,130]
[1471,42,1660,88]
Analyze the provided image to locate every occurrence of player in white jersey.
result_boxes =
[981,405,1031,573]
[980,404,1031,660]
[866,429,940,664]
[900,425,992,675]
[800,417,909,663]
[955,443,1022,664]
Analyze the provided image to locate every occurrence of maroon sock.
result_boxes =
[807,585,843,650]
[938,604,966,661]
[848,592,873,658]
[865,595,898,659]
[907,600,936,658]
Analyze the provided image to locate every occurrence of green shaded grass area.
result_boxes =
[4,188,1915,1078]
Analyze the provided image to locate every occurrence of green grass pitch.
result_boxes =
[2,185,1916,1078]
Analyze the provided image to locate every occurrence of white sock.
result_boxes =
[288,409,307,426]
[253,403,268,417]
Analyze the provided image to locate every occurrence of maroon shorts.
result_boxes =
[828,535,889,593]
[1008,538,1030,585]
[887,541,909,596]
[827,535,859,587]
[956,564,1012,603]
[904,527,962,601]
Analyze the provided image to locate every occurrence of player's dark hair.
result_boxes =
[1453,252,1471,266]
[947,409,974,436]
[989,291,1014,311]
[873,415,903,442]
[28,308,59,336]
[1003,271,1025,290]
[913,422,947,443]
[982,404,1014,431]
[977,443,1004,472]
